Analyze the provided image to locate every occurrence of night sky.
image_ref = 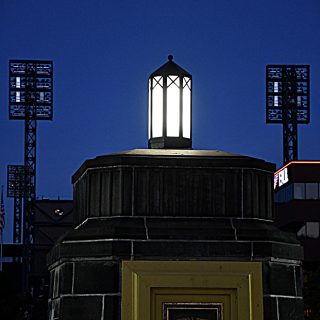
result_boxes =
[1,0,320,242]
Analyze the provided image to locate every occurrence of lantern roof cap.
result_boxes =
[150,55,191,78]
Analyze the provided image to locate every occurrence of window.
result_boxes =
[306,183,318,200]
[275,184,293,203]
[307,222,319,238]
[297,222,319,239]
[275,182,320,203]
[294,183,305,199]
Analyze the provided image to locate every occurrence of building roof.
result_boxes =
[72,149,275,183]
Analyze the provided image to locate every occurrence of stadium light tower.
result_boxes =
[8,60,53,291]
[266,65,310,164]
[7,165,25,244]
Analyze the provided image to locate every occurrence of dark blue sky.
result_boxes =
[1,0,320,242]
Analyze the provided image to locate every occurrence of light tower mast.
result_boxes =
[266,65,310,164]
[7,165,25,244]
[8,60,53,291]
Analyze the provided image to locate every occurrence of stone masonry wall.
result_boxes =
[48,217,304,320]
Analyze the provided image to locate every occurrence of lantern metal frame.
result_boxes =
[148,56,192,149]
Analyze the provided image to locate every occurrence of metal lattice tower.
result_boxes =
[7,165,25,243]
[9,60,53,291]
[266,65,310,164]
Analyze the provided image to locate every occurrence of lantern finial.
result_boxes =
[168,55,173,62]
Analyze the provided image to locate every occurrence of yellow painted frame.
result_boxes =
[122,261,263,320]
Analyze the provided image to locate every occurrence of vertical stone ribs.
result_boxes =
[73,165,273,226]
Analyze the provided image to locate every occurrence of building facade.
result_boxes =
[48,149,304,320]
[274,161,320,319]
[0,199,73,320]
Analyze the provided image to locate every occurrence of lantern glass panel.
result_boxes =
[152,76,163,138]
[148,79,151,139]
[183,77,191,138]
[167,75,180,137]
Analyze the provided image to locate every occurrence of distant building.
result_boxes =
[1,243,23,293]
[0,199,73,319]
[274,161,320,319]
[274,161,320,261]
[31,199,73,297]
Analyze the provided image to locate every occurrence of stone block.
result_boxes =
[234,219,298,243]
[74,261,119,294]
[295,265,303,296]
[52,269,59,299]
[65,217,146,241]
[270,243,304,260]
[133,241,251,259]
[59,263,73,294]
[104,296,120,320]
[59,241,131,259]
[263,296,278,320]
[49,270,54,299]
[48,298,60,320]
[253,242,303,260]
[278,297,304,320]
[263,263,296,296]
[60,296,102,320]
[146,218,236,240]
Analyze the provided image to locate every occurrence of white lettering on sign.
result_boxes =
[278,168,289,187]
[274,167,289,189]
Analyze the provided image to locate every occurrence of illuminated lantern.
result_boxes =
[148,55,192,149]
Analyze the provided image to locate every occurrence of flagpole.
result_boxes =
[0,230,2,272]
[0,185,4,272]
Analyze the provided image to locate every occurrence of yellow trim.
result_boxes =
[122,261,263,320]
[152,288,233,320]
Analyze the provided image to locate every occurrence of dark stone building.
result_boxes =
[48,149,304,320]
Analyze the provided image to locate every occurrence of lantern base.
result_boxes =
[148,137,192,149]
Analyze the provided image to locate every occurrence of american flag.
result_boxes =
[0,186,5,235]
